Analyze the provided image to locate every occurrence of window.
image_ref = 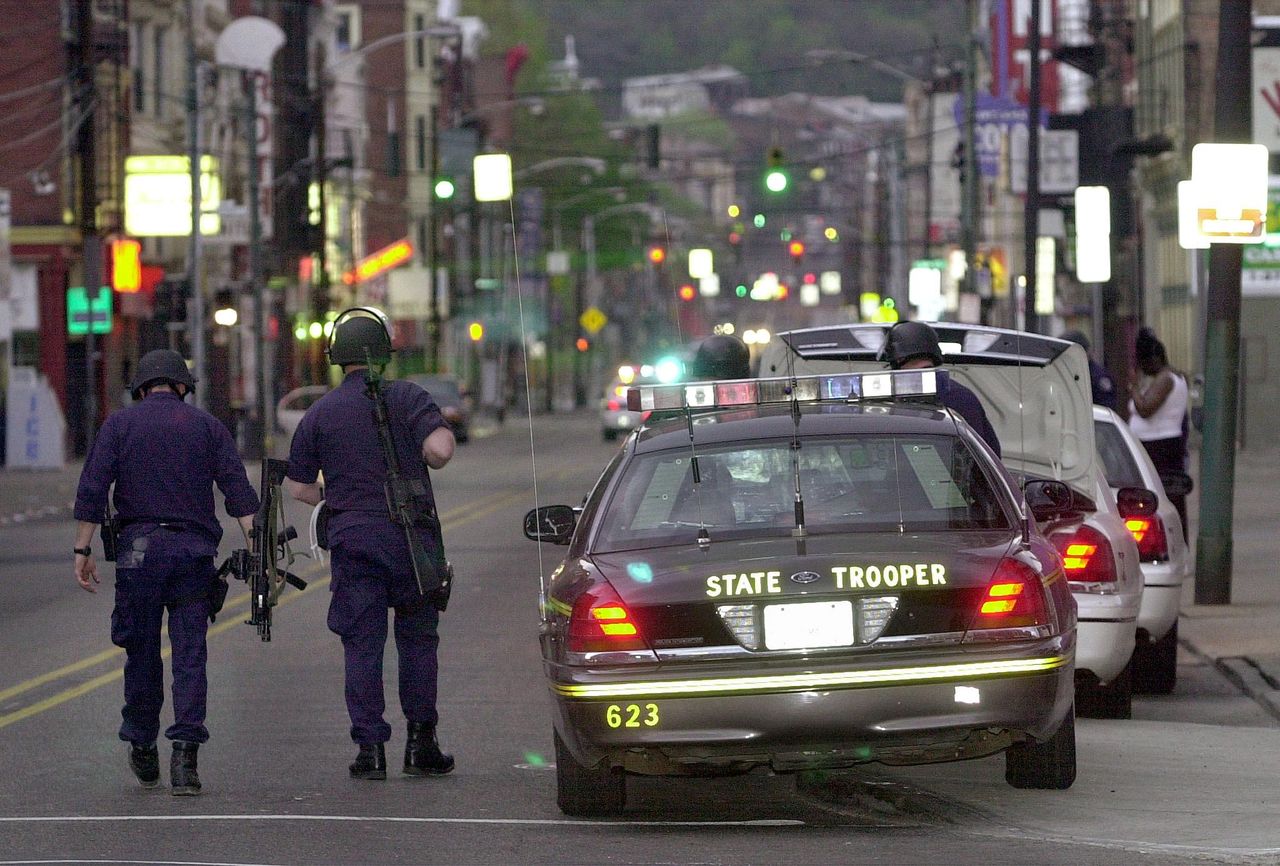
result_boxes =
[414,14,426,68]
[153,25,167,118]
[416,217,429,264]
[415,114,427,172]
[1094,420,1146,489]
[594,434,1009,552]
[334,6,360,54]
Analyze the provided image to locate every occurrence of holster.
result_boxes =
[208,572,230,623]
[101,515,120,563]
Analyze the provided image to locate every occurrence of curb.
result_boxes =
[1180,636,1280,723]
[0,502,75,527]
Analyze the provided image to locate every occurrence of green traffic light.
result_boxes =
[434,177,456,199]
[735,284,748,297]
[753,213,766,228]
[764,169,788,193]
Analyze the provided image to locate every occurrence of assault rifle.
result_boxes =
[216,458,307,641]
[365,358,452,608]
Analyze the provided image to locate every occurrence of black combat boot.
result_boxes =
[128,742,160,788]
[349,743,387,780]
[170,741,201,796]
[404,722,454,776]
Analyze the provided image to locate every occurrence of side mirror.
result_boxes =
[1116,486,1159,518]
[523,505,577,545]
[1024,479,1075,522]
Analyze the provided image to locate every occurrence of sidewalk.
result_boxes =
[0,461,81,526]
[1179,443,1280,719]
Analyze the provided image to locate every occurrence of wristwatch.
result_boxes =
[73,546,92,557]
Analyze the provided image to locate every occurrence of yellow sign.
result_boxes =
[343,238,414,285]
[579,306,607,334]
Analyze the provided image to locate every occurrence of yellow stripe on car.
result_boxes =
[550,655,1070,700]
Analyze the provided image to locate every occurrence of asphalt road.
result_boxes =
[0,411,1277,866]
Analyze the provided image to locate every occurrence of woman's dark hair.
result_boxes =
[1134,327,1166,365]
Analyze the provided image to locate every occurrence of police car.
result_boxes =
[524,369,1078,816]
[760,323,1146,718]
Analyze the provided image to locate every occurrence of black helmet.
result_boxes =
[879,321,943,369]
[129,349,196,399]
[1059,329,1090,351]
[328,307,394,366]
[692,334,750,380]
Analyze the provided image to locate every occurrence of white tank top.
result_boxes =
[1128,373,1187,441]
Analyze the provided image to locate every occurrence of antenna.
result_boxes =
[784,341,806,538]
[504,196,547,609]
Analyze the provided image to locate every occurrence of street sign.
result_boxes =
[67,286,111,335]
[579,306,607,334]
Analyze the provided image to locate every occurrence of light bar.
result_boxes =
[626,370,944,413]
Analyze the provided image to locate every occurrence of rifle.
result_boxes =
[364,358,452,608]
[216,458,307,641]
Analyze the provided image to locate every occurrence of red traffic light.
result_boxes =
[576,337,590,352]
[678,284,696,302]
[728,231,741,245]
[110,239,142,293]
[647,245,667,265]
[788,240,805,258]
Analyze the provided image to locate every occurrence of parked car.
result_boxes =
[760,323,1145,718]
[1093,404,1191,693]
[526,368,1078,815]
[407,373,473,443]
[276,384,329,445]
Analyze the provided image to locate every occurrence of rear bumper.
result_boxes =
[1137,583,1181,643]
[1075,618,1137,683]
[550,640,1075,773]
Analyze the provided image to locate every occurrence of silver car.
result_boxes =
[1093,405,1191,693]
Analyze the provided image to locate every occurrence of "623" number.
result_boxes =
[605,703,659,729]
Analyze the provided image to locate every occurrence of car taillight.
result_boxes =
[1051,524,1117,584]
[1123,515,1169,562]
[607,399,621,411]
[968,557,1050,632]
[567,583,650,653]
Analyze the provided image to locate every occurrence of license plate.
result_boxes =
[763,600,855,650]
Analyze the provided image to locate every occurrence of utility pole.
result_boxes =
[246,74,269,459]
[73,0,98,448]
[1195,0,1251,605]
[314,41,330,386]
[961,0,980,307]
[428,103,443,373]
[921,37,940,261]
[1022,0,1043,334]
[186,0,206,409]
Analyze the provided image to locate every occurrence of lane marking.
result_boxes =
[0,479,559,730]
[0,814,805,828]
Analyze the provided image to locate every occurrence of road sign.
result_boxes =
[67,286,111,335]
[579,306,607,334]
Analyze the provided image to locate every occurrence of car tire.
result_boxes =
[1078,656,1133,719]
[554,729,625,816]
[1005,704,1076,790]
[1133,620,1178,695]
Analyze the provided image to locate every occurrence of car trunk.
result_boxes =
[589,530,1017,655]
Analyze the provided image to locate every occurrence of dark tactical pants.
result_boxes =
[329,535,441,745]
[111,544,214,746]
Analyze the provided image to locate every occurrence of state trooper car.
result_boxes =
[524,369,1078,816]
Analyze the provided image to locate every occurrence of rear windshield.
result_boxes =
[594,433,1010,552]
[1094,420,1145,488]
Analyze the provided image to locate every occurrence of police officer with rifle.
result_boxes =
[284,308,456,780]
[72,349,259,795]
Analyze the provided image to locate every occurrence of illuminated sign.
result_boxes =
[110,239,142,293]
[343,238,414,285]
[67,286,112,335]
[124,155,221,237]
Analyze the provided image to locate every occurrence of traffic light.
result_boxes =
[213,288,237,327]
[468,321,484,342]
[788,240,805,261]
[576,336,591,352]
[110,239,142,293]
[678,284,696,302]
[764,145,788,193]
[647,245,667,265]
[434,176,456,200]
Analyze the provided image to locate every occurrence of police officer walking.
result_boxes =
[284,308,456,780]
[72,349,258,795]
[881,321,1002,457]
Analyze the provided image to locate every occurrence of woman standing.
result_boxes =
[1128,328,1190,537]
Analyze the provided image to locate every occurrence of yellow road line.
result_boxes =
[0,480,553,730]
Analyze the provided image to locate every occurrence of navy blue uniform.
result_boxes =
[74,392,258,746]
[287,371,448,746]
[940,377,1002,458]
[1088,359,1118,410]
